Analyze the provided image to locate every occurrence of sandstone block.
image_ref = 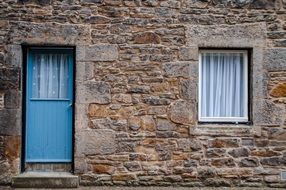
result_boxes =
[156,118,175,131]
[179,46,198,61]
[112,173,137,181]
[76,130,116,155]
[169,100,193,125]
[79,45,118,61]
[124,161,141,172]
[163,62,190,78]
[208,138,240,148]
[93,164,115,174]
[179,79,197,101]
[270,83,286,97]
[264,49,286,71]
[253,99,285,125]
[9,21,90,45]
[78,81,111,104]
[134,32,161,44]
[88,104,110,118]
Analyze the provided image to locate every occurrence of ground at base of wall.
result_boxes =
[0,186,284,190]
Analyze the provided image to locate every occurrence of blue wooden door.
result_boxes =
[26,48,73,162]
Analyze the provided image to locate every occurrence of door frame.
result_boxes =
[21,45,76,172]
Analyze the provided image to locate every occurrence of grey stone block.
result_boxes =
[0,68,20,90]
[76,129,116,155]
[9,21,90,45]
[12,172,79,188]
[76,81,111,104]
[253,99,285,126]
[0,109,21,136]
[264,49,286,71]
[78,45,118,62]
[163,62,191,78]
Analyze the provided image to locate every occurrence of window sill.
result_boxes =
[190,123,258,137]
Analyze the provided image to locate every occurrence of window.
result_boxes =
[199,50,248,123]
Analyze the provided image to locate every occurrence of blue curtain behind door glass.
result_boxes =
[32,54,69,99]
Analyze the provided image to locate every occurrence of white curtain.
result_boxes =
[32,54,69,99]
[201,52,245,118]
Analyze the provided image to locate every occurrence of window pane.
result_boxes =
[201,52,246,118]
[32,54,69,99]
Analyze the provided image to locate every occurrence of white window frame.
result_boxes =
[198,50,249,123]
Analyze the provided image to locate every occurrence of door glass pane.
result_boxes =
[201,52,245,118]
[32,53,69,99]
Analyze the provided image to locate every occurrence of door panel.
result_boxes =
[26,49,73,162]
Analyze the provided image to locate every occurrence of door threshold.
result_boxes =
[12,171,79,188]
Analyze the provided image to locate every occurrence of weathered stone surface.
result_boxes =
[169,100,193,125]
[156,118,175,131]
[253,99,285,125]
[79,45,118,61]
[211,158,236,167]
[228,148,249,158]
[112,173,137,181]
[251,149,281,157]
[208,138,240,148]
[249,0,276,9]
[124,161,141,171]
[260,157,285,166]
[143,96,171,105]
[206,149,226,158]
[179,46,198,61]
[93,164,115,174]
[0,68,19,90]
[0,109,20,136]
[179,79,196,100]
[239,157,259,167]
[187,23,266,47]
[134,32,161,44]
[9,22,90,45]
[76,130,116,155]
[78,81,111,104]
[270,83,286,97]
[163,62,190,78]
[264,49,286,71]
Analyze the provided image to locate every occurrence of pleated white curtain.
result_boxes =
[32,54,69,99]
[200,52,245,119]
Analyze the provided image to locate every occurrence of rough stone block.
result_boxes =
[9,21,90,45]
[208,138,240,148]
[5,45,22,67]
[0,68,20,90]
[264,49,286,71]
[76,129,116,156]
[78,45,118,61]
[134,32,161,44]
[156,118,175,131]
[0,109,21,136]
[163,62,191,78]
[253,99,285,126]
[168,100,194,125]
[179,78,197,101]
[179,46,198,61]
[187,23,266,47]
[77,81,111,104]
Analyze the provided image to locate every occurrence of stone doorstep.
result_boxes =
[12,172,79,188]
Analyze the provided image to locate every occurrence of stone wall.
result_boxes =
[0,0,286,188]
